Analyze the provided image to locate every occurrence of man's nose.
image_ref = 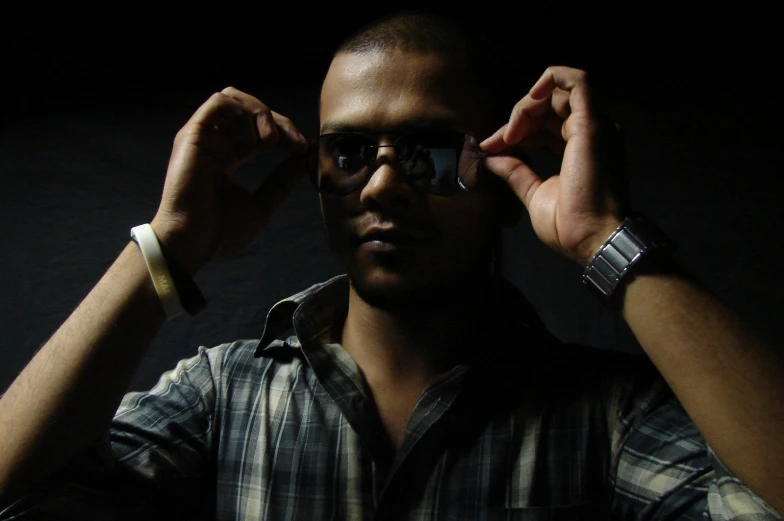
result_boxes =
[358,145,418,206]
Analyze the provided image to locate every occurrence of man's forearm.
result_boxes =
[0,241,167,507]
[622,269,784,514]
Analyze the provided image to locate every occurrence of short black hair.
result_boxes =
[330,9,529,130]
[335,9,482,55]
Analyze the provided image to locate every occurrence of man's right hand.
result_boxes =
[0,88,310,507]
[150,87,309,275]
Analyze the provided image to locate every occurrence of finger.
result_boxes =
[483,154,543,210]
[219,87,281,145]
[215,94,263,156]
[270,112,308,153]
[551,88,571,119]
[220,87,307,153]
[186,91,237,126]
[482,115,555,154]
[561,112,602,142]
[170,98,252,175]
[482,81,573,153]
[251,155,308,225]
[181,90,264,168]
[481,127,551,159]
[530,66,594,116]
[504,90,571,148]
[186,92,251,146]
[504,94,552,144]
[480,124,511,153]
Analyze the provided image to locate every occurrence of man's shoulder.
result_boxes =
[199,274,349,366]
[199,336,305,378]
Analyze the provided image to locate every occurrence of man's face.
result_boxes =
[318,49,508,308]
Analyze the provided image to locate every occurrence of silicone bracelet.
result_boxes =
[157,239,207,316]
[130,224,184,320]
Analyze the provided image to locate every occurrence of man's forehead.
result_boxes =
[319,118,465,135]
[323,50,455,89]
[319,50,479,134]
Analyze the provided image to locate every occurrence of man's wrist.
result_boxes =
[149,219,209,277]
[582,213,675,308]
[575,218,625,268]
[136,221,208,318]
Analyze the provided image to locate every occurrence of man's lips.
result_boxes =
[361,227,435,242]
[354,226,438,251]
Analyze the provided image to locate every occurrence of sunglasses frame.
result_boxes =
[305,130,488,196]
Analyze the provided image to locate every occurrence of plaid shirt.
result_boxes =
[2,274,780,520]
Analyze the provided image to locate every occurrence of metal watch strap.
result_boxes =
[582,213,672,304]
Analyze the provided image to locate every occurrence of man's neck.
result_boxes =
[340,281,491,390]
[338,276,496,449]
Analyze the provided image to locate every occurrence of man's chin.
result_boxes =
[343,249,491,312]
[348,269,439,312]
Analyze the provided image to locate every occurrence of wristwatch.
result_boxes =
[582,213,673,306]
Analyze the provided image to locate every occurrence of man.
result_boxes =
[1,10,782,520]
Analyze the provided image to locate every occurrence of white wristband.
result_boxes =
[130,224,184,320]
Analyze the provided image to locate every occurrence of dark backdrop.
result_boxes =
[2,6,782,393]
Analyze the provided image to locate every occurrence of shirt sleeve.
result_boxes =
[604,356,783,520]
[0,345,219,521]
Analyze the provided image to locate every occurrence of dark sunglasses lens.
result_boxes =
[398,134,466,194]
[317,134,373,195]
[311,132,481,196]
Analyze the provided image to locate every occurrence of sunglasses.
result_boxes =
[306,131,488,196]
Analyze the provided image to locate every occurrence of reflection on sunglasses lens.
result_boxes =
[315,133,482,195]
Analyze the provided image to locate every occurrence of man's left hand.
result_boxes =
[481,66,626,266]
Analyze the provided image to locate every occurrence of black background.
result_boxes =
[2,5,782,393]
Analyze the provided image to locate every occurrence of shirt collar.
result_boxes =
[255,274,349,357]
[254,274,548,358]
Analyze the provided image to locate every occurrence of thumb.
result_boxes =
[483,154,542,209]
